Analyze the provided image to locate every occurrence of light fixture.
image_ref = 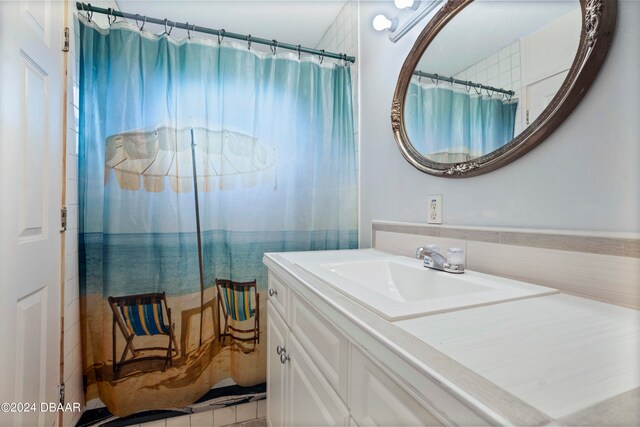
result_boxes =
[394,0,420,10]
[373,0,441,42]
[372,14,397,32]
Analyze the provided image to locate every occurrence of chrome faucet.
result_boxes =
[415,246,465,274]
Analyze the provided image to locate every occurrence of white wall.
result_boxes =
[358,0,640,246]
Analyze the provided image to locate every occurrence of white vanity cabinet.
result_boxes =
[266,269,447,427]
[266,272,349,427]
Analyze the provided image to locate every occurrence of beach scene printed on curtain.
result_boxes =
[78,17,357,417]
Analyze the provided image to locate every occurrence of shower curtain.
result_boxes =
[405,80,518,161]
[78,17,357,416]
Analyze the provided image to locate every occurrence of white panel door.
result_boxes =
[0,1,64,426]
[526,70,568,126]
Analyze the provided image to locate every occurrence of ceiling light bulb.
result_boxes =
[372,14,395,32]
[394,0,415,9]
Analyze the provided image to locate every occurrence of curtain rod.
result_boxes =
[413,70,515,97]
[76,2,356,64]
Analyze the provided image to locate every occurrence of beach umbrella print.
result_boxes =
[104,126,276,347]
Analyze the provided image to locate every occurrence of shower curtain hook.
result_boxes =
[163,18,168,35]
[247,34,252,50]
[466,81,471,92]
[474,85,481,95]
[139,15,146,31]
[218,29,225,44]
[186,22,191,39]
[107,8,113,25]
[319,49,325,64]
[85,4,93,22]
[297,45,301,60]
[271,39,278,55]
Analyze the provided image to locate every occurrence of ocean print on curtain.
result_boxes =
[405,80,518,163]
[78,16,357,416]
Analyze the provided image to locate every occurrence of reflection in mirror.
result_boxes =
[404,0,581,163]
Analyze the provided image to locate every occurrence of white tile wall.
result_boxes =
[454,41,524,135]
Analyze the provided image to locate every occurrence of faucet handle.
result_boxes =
[415,247,425,259]
[444,247,465,274]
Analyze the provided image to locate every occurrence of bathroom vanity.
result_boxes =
[263,249,640,426]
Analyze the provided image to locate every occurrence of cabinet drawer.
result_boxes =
[290,291,349,402]
[267,271,289,322]
[350,347,444,427]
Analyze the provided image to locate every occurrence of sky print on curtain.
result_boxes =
[77,16,357,416]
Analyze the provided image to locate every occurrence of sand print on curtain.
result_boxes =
[78,17,357,416]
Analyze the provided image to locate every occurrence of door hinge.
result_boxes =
[58,383,65,406]
[60,207,67,233]
[62,27,69,52]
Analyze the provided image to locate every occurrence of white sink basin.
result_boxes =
[298,255,557,321]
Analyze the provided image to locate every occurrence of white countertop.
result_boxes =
[264,249,640,425]
[397,294,640,419]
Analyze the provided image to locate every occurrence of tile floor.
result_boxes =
[137,400,266,427]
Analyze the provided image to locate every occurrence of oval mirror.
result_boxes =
[392,0,617,177]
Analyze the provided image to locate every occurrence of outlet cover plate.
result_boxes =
[428,195,442,224]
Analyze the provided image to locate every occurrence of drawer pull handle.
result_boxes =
[276,345,285,355]
[268,288,278,297]
[280,352,290,364]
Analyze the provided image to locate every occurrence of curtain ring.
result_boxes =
[319,49,325,64]
[271,39,278,55]
[297,44,301,60]
[86,3,93,22]
[247,34,252,50]
[218,29,225,44]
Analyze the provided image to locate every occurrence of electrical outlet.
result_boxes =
[428,195,442,224]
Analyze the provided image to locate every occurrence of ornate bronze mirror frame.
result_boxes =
[392,0,617,177]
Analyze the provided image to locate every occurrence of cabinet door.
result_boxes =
[267,302,288,427]
[286,335,349,427]
[350,348,444,427]
[290,292,349,402]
